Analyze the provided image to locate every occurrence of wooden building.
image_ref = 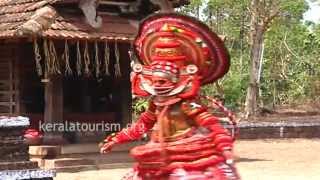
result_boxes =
[0,0,187,144]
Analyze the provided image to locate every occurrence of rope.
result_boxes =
[104,41,110,75]
[84,41,90,75]
[76,41,82,76]
[48,40,61,74]
[95,41,100,77]
[33,39,43,76]
[43,39,51,75]
[64,40,72,75]
[114,41,121,77]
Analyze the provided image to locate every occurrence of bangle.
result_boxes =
[104,133,116,143]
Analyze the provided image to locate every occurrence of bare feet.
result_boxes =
[222,150,234,165]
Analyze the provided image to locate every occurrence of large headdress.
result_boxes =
[134,13,230,85]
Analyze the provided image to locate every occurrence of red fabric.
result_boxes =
[193,111,233,152]
[178,76,201,99]
[131,73,150,97]
[129,129,234,179]
[121,164,239,180]
[152,55,187,62]
[24,128,43,138]
[155,41,181,48]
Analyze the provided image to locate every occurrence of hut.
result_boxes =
[0,0,188,144]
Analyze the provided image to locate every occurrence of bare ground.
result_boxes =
[55,139,320,180]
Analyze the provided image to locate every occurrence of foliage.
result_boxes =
[178,0,319,112]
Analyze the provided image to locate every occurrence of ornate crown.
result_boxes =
[134,13,230,84]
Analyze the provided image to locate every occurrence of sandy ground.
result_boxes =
[55,139,320,180]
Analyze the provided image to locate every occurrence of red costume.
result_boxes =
[101,13,240,180]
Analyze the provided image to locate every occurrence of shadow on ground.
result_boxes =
[236,157,272,163]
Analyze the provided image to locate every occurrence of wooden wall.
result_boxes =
[0,42,20,115]
[0,40,133,143]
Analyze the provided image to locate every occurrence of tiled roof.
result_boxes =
[0,0,137,41]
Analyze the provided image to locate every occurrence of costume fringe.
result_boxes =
[84,41,91,75]
[33,39,43,76]
[201,95,239,139]
[114,41,121,77]
[64,40,72,75]
[104,41,110,75]
[95,41,100,77]
[76,41,82,76]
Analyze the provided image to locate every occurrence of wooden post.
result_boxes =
[42,75,66,145]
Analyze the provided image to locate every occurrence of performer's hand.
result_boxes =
[222,150,234,165]
[99,141,116,154]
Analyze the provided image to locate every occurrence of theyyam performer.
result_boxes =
[100,13,240,180]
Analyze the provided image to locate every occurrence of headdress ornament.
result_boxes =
[134,13,230,84]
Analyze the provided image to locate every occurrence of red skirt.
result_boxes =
[128,128,239,180]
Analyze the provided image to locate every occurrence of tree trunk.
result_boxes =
[245,26,264,117]
[244,0,279,118]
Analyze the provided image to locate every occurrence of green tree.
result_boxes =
[179,0,316,116]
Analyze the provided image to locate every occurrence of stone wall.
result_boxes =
[0,117,56,179]
[237,120,320,139]
[0,127,29,162]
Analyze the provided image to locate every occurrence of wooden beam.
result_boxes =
[151,0,174,12]
[43,75,66,145]
[99,1,131,6]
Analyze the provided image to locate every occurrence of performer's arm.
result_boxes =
[181,101,233,153]
[108,107,156,144]
[100,101,156,153]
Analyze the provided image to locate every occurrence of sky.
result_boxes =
[191,0,320,24]
[304,0,320,23]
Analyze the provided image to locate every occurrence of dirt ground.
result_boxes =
[55,139,320,180]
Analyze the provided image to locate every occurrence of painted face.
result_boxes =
[151,74,176,95]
